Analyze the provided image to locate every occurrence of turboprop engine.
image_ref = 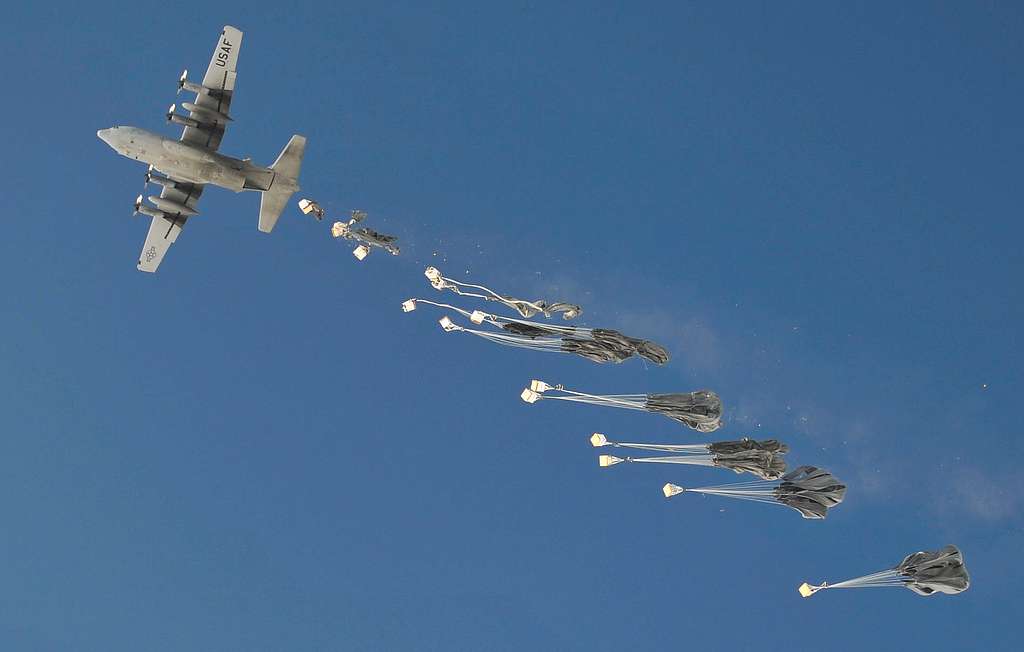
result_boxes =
[166,104,215,131]
[133,194,167,220]
[147,195,198,216]
[177,69,226,98]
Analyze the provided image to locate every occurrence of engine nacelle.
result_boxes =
[178,69,225,98]
[145,173,178,190]
[166,104,218,131]
[181,101,232,123]
[148,195,198,216]
[134,195,167,221]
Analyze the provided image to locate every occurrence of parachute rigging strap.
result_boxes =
[424,267,581,320]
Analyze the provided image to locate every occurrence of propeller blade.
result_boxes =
[177,69,188,95]
[166,103,176,122]
[133,194,143,216]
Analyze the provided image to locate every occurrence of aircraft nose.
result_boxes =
[97,128,111,144]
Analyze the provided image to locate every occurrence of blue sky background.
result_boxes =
[1,2,1021,649]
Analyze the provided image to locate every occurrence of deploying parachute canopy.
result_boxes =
[521,380,722,432]
[403,300,669,365]
[592,433,788,480]
[423,266,582,320]
[799,545,970,597]
[331,210,400,260]
[663,465,846,518]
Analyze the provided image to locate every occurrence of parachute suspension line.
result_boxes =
[403,298,498,324]
[460,328,565,352]
[801,570,907,597]
[540,391,651,411]
[672,478,784,503]
[827,571,907,589]
[599,440,710,454]
[624,455,717,467]
[423,267,581,320]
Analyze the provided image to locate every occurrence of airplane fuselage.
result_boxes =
[97,126,274,192]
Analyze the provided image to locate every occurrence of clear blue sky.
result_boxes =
[1,2,1021,649]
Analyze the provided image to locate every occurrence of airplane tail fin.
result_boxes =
[258,134,306,233]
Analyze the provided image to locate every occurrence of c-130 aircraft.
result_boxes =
[98,26,306,272]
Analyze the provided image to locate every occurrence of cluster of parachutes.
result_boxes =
[302,198,969,599]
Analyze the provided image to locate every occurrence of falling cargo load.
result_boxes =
[423,266,582,320]
[402,300,669,365]
[662,465,846,519]
[297,198,325,221]
[592,433,788,480]
[799,545,970,597]
[331,210,400,260]
[520,380,722,432]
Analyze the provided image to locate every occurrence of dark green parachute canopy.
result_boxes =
[772,466,848,519]
[896,545,971,596]
[799,545,970,598]
[707,439,789,480]
[593,435,788,481]
[645,392,724,433]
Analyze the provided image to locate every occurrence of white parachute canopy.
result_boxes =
[423,266,582,320]
[521,380,722,432]
[402,299,669,365]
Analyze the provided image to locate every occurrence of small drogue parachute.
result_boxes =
[521,380,722,432]
[403,300,669,365]
[424,266,582,320]
[297,198,325,221]
[799,545,970,597]
[663,465,846,518]
[332,210,400,260]
[592,433,788,480]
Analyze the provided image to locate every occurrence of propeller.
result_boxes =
[133,194,143,216]
[142,164,154,193]
[177,69,188,95]
[166,103,176,122]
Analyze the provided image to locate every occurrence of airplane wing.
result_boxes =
[180,25,243,152]
[139,25,240,272]
[137,181,204,273]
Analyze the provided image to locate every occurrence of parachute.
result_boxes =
[423,266,582,320]
[403,300,669,365]
[332,210,400,259]
[592,433,788,480]
[521,380,722,432]
[663,465,846,518]
[799,545,969,597]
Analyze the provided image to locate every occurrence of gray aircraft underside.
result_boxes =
[97,25,307,272]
